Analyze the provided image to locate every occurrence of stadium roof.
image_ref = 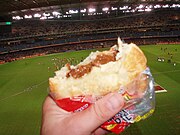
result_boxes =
[0,0,179,14]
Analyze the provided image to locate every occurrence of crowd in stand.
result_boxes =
[3,9,179,38]
[0,40,115,64]
[0,37,179,64]
[0,8,179,64]
[1,29,179,54]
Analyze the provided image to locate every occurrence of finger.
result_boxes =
[71,92,124,133]
[42,96,70,115]
[93,128,110,135]
[41,96,71,135]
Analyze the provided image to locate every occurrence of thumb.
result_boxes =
[72,92,124,133]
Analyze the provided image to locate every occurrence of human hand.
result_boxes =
[41,92,124,135]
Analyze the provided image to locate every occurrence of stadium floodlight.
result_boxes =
[48,16,54,19]
[88,8,96,13]
[97,12,103,15]
[102,7,109,11]
[145,8,152,12]
[124,10,130,13]
[34,13,41,18]
[43,12,50,16]
[69,10,78,14]
[80,8,86,13]
[162,4,169,8]
[24,15,32,19]
[13,16,23,20]
[111,7,117,10]
[137,4,144,9]
[119,6,128,10]
[154,4,161,8]
[138,9,144,12]
[52,11,60,16]
[40,16,47,20]
[57,15,62,18]
[171,4,180,8]
[131,9,135,12]
[63,15,68,18]
[146,5,153,9]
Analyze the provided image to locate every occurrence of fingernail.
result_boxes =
[106,93,124,111]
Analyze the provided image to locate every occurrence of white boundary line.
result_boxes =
[0,80,47,102]
[154,82,168,94]
[155,90,167,93]
[152,70,180,75]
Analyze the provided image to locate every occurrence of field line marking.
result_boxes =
[154,82,168,94]
[152,70,180,75]
[0,80,47,102]
[155,90,167,93]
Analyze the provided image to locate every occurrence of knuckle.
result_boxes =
[93,102,110,122]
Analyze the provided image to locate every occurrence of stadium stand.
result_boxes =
[0,8,179,64]
[0,9,178,38]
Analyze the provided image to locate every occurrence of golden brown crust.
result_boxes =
[122,44,147,72]
[49,78,59,99]
[122,44,147,87]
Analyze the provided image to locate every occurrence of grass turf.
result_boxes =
[0,44,180,135]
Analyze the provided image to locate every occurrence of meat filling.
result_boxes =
[66,51,118,79]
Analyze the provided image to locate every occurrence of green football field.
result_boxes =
[0,44,179,135]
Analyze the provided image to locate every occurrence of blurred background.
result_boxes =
[0,0,179,135]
